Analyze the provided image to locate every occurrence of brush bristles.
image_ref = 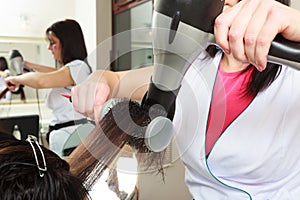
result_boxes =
[68,99,167,189]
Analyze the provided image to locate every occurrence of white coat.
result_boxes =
[46,59,91,125]
[47,59,91,156]
[173,51,300,199]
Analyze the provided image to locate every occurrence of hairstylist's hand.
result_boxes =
[214,0,300,71]
[71,72,111,124]
[5,76,20,91]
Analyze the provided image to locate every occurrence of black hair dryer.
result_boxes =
[141,0,300,152]
[7,49,26,100]
[8,49,24,76]
[0,50,24,99]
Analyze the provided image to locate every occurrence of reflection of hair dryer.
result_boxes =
[141,0,300,152]
[6,49,26,100]
[8,49,24,76]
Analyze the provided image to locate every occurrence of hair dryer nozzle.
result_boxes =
[8,49,24,76]
[9,49,23,59]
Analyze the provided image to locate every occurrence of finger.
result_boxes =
[244,0,272,66]
[71,86,81,113]
[255,10,281,70]
[6,81,15,87]
[93,82,110,123]
[94,105,101,125]
[93,82,110,107]
[7,85,17,91]
[214,3,243,54]
[214,16,231,54]
[71,84,91,117]
[227,0,262,62]
[5,80,17,91]
[83,83,98,117]
[86,110,96,122]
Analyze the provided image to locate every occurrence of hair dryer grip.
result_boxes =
[268,35,300,70]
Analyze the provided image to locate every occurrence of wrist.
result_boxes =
[281,6,300,42]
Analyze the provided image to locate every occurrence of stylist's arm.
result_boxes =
[71,67,153,123]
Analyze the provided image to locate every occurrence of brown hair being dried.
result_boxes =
[0,136,89,200]
[67,99,167,189]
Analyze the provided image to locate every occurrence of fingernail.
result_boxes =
[258,66,264,72]
[224,49,230,55]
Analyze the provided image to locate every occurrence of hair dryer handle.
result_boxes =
[268,35,300,70]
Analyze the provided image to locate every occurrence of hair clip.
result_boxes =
[26,135,47,177]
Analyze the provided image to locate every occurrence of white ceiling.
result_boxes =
[0,0,75,38]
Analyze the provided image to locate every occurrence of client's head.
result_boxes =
[0,136,89,200]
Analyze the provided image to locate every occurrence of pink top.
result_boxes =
[206,65,255,156]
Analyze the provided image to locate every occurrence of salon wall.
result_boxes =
[292,0,300,9]
[0,0,74,38]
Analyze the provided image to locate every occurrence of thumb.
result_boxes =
[93,82,111,124]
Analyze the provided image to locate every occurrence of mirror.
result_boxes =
[0,37,55,103]
[111,0,153,71]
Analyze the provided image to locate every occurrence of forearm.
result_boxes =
[32,64,56,73]
[115,66,153,101]
[83,67,153,100]
[282,6,300,42]
[24,61,56,73]
[7,72,46,89]
[6,67,73,89]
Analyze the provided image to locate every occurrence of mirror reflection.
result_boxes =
[0,38,54,103]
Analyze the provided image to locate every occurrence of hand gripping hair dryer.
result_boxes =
[0,50,25,99]
[141,0,300,152]
[7,49,26,100]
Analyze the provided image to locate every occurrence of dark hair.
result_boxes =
[46,19,88,65]
[208,0,290,96]
[68,99,166,189]
[0,57,8,71]
[0,138,89,200]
